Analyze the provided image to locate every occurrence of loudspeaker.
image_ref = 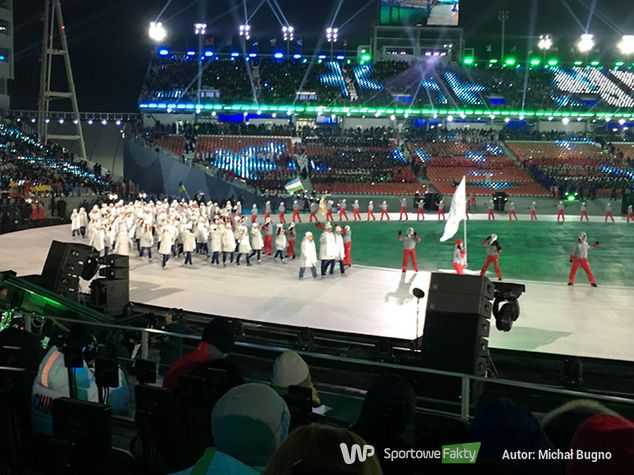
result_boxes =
[40,241,93,298]
[98,267,129,280]
[419,273,493,401]
[102,255,129,268]
[90,279,129,316]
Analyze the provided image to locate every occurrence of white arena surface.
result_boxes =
[1,223,634,363]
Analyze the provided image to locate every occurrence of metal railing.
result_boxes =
[23,313,634,422]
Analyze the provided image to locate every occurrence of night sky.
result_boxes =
[12,0,634,112]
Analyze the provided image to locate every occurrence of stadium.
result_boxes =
[1,0,634,473]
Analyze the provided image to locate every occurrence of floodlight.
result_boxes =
[326,27,339,43]
[282,25,294,41]
[148,21,167,43]
[194,23,207,36]
[577,34,595,53]
[239,24,251,40]
[617,35,634,55]
[537,34,553,51]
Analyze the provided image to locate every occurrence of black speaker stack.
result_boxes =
[40,241,95,299]
[420,273,495,402]
[90,254,130,316]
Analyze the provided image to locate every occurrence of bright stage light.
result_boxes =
[577,34,595,53]
[326,27,339,43]
[239,24,251,40]
[194,23,207,36]
[537,34,553,51]
[617,35,634,55]
[148,21,167,43]
[562,117,570,125]
[282,25,294,41]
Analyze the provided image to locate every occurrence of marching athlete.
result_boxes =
[325,198,335,222]
[274,224,287,262]
[399,197,408,220]
[352,199,362,221]
[507,201,518,221]
[453,239,467,275]
[298,232,318,279]
[397,227,421,272]
[604,202,615,223]
[556,201,566,223]
[264,200,271,220]
[487,200,495,220]
[437,198,446,221]
[249,223,264,263]
[251,203,258,224]
[309,201,320,223]
[568,232,599,287]
[286,223,297,259]
[339,199,348,222]
[580,202,589,222]
[292,199,302,223]
[380,200,390,220]
[367,200,376,221]
[417,198,425,221]
[480,234,503,281]
[342,225,352,267]
[627,204,633,223]
[279,201,286,224]
[262,217,273,256]
[529,201,538,221]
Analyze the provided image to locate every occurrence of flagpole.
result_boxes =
[464,177,468,266]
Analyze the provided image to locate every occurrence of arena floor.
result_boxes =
[1,213,633,362]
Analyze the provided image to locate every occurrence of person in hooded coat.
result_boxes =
[249,223,264,263]
[319,223,336,276]
[113,225,133,257]
[286,223,297,259]
[274,224,287,262]
[159,226,174,269]
[262,218,273,256]
[139,223,154,261]
[298,232,318,279]
[221,222,236,266]
[333,225,346,274]
[182,226,196,266]
[70,209,81,238]
[209,223,222,266]
[236,225,252,266]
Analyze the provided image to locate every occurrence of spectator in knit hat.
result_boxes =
[541,399,619,451]
[263,423,383,475]
[271,351,320,406]
[163,317,235,391]
[171,383,290,475]
[566,414,634,475]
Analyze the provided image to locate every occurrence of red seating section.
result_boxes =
[152,135,186,157]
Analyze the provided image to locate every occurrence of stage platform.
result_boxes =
[1,224,633,363]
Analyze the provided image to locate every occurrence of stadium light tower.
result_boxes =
[537,34,553,61]
[326,27,339,57]
[239,24,251,41]
[194,23,207,111]
[282,25,294,55]
[577,33,595,54]
[617,35,634,56]
[498,10,509,62]
[148,21,167,43]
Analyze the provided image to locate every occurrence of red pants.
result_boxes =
[251,214,258,224]
[627,213,634,223]
[557,210,565,222]
[286,240,296,258]
[605,212,614,223]
[264,212,271,220]
[292,210,301,223]
[264,235,273,255]
[438,210,445,220]
[309,212,319,223]
[399,207,408,220]
[339,210,348,221]
[453,263,465,275]
[326,210,334,221]
[580,211,589,222]
[402,249,418,272]
[353,209,361,221]
[417,209,425,221]
[508,211,517,221]
[343,242,352,266]
[367,211,376,220]
[470,197,476,207]
[530,211,537,221]
[480,255,502,280]
[488,209,495,220]
[568,258,595,285]
[380,211,390,220]
[279,212,286,224]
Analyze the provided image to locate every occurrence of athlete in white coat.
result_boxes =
[89,224,106,256]
[319,223,336,276]
[78,207,88,237]
[209,223,222,266]
[139,223,154,261]
[221,223,236,266]
[182,227,196,266]
[71,209,81,238]
[334,226,346,274]
[236,225,252,266]
[274,224,287,262]
[113,226,133,257]
[249,223,264,263]
[298,232,318,279]
[158,227,174,268]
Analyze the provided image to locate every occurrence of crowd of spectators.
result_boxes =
[2,316,633,475]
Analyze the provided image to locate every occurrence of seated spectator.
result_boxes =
[352,374,417,475]
[163,317,235,391]
[470,398,562,475]
[271,351,320,406]
[172,383,290,474]
[263,423,383,475]
[541,399,619,450]
[566,414,634,475]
